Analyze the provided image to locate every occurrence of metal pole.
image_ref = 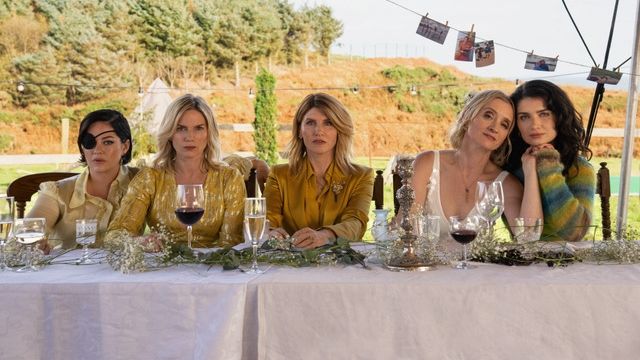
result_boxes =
[584,0,620,147]
[616,0,640,238]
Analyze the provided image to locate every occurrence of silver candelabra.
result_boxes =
[386,155,433,271]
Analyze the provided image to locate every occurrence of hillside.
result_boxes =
[1,57,637,158]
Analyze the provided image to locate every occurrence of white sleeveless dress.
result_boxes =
[424,151,508,253]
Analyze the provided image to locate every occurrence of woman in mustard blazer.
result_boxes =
[265,93,374,249]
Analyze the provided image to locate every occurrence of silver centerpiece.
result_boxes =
[385,155,434,271]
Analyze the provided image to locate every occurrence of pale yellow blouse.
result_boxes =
[107,165,246,247]
[27,166,139,249]
[264,159,374,240]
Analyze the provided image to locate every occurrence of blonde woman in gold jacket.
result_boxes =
[107,94,245,248]
[265,93,374,249]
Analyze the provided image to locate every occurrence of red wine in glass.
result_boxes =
[176,184,205,250]
[450,229,477,244]
[449,216,479,270]
[175,207,204,225]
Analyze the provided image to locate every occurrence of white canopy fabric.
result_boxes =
[132,78,173,135]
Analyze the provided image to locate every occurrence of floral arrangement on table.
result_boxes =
[468,225,640,267]
[372,214,640,269]
[102,228,367,274]
[4,223,639,272]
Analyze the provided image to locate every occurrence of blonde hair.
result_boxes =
[286,93,356,175]
[152,94,222,173]
[448,90,514,166]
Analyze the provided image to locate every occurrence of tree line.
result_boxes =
[0,0,343,106]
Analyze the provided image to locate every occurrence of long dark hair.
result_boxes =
[505,80,591,175]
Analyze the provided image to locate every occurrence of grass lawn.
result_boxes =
[1,155,638,241]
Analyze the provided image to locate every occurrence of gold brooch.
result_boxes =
[331,181,345,196]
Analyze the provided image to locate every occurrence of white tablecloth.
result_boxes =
[1,250,639,360]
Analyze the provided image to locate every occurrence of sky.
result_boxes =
[291,0,638,89]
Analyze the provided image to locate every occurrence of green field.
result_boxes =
[2,156,638,240]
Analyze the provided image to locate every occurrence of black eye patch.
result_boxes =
[81,130,116,149]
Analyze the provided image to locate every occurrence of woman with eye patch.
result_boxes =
[28,109,137,249]
[411,90,539,252]
[264,93,374,249]
[505,80,595,241]
[106,94,245,248]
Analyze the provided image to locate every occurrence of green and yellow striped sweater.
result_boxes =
[516,148,596,241]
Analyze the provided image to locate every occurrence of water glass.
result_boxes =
[423,215,440,243]
[13,218,46,273]
[514,218,543,243]
[0,196,14,270]
[76,219,98,264]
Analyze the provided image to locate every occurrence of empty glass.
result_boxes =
[514,218,543,243]
[13,218,46,273]
[76,219,98,264]
[475,181,505,240]
[423,215,440,243]
[0,196,14,270]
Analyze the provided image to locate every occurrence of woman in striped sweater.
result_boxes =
[505,80,595,241]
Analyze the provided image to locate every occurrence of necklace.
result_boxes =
[454,154,482,201]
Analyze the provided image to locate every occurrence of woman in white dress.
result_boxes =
[411,90,541,252]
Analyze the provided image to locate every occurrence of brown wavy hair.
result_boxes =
[285,93,356,175]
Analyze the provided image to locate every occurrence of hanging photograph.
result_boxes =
[416,16,450,44]
[524,54,557,72]
[454,31,475,61]
[587,67,622,85]
[474,40,495,67]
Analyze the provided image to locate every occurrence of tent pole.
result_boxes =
[616,0,640,238]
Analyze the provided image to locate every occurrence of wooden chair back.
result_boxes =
[596,162,612,239]
[392,171,401,215]
[245,168,258,198]
[372,170,384,210]
[7,172,77,218]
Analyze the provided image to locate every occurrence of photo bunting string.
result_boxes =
[413,14,566,72]
[416,14,450,45]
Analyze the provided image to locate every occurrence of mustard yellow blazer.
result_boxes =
[264,159,374,240]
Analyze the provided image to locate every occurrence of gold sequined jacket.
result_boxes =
[107,165,246,247]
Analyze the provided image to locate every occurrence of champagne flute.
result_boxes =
[244,197,267,274]
[0,196,14,270]
[75,219,98,264]
[13,218,46,273]
[175,184,205,250]
[475,181,505,240]
[449,216,479,270]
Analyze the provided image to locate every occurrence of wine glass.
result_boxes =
[244,197,267,274]
[0,196,15,270]
[475,181,505,240]
[449,216,479,270]
[175,184,205,250]
[75,219,98,264]
[13,217,46,273]
[514,217,543,243]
